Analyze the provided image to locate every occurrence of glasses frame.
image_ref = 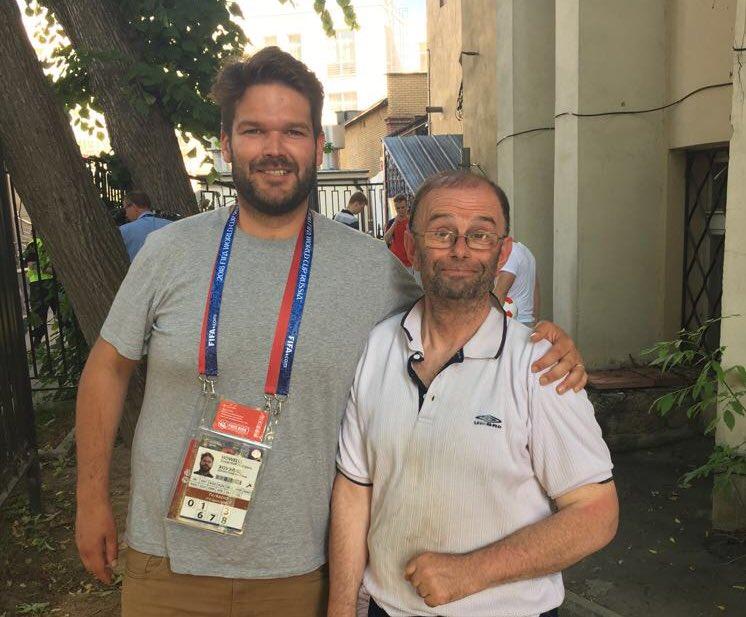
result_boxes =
[413,230,507,251]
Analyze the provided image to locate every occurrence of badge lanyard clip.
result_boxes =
[200,375,217,398]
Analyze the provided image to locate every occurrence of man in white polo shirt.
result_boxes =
[328,171,618,617]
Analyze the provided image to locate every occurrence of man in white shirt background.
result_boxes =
[328,170,618,617]
[495,235,539,327]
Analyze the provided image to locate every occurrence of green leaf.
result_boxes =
[658,393,675,416]
[79,106,90,119]
[229,3,243,18]
[185,146,197,158]
[723,409,736,430]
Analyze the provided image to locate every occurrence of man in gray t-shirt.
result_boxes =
[75,48,586,617]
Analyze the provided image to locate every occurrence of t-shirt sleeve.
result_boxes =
[336,347,372,485]
[527,341,613,499]
[378,250,422,319]
[99,232,170,360]
[500,243,523,276]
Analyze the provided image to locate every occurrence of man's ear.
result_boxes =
[404,228,419,271]
[315,131,325,167]
[220,129,232,165]
[497,236,513,271]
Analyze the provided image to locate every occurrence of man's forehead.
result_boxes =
[233,83,312,125]
[420,186,504,224]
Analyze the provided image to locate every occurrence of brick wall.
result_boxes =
[338,103,388,176]
[339,73,428,177]
[387,73,428,117]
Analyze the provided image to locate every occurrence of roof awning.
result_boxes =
[383,134,464,194]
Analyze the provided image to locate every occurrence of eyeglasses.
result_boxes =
[414,230,506,250]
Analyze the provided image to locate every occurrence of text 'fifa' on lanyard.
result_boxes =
[197,207,314,409]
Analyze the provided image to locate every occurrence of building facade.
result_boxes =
[339,72,428,177]
[240,0,426,126]
[428,0,745,529]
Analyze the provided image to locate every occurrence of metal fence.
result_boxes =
[0,155,41,511]
[8,170,85,390]
[194,178,391,238]
[682,148,728,350]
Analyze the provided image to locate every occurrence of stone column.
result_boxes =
[493,0,556,320]
[714,0,746,531]
[553,0,668,366]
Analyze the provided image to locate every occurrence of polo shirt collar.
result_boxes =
[137,211,154,220]
[400,295,508,360]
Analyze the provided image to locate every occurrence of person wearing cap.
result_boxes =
[329,170,617,617]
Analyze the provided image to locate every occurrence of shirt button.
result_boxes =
[430,395,435,401]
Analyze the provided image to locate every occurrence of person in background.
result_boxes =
[495,235,539,327]
[23,235,58,345]
[334,191,368,230]
[383,194,412,270]
[119,191,172,261]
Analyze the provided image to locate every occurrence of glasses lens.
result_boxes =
[467,235,497,250]
[424,231,453,248]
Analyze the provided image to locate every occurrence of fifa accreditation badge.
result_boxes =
[168,431,267,534]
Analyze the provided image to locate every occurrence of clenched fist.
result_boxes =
[404,551,482,608]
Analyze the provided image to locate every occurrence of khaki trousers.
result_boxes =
[122,548,328,617]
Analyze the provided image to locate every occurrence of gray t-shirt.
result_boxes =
[101,206,421,578]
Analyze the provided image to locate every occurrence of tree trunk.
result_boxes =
[46,0,199,219]
[0,0,142,444]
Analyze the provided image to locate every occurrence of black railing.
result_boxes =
[0,154,41,511]
[682,148,728,350]
[193,177,390,238]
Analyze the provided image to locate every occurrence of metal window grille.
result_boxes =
[682,148,728,350]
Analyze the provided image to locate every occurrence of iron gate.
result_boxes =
[682,148,728,350]
[0,154,41,510]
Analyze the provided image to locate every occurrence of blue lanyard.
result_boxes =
[198,208,314,398]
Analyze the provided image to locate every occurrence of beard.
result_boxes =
[423,253,500,302]
[231,152,316,217]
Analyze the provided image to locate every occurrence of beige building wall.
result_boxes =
[661,0,737,338]
[554,0,669,367]
[495,0,556,321]
[715,0,746,530]
[666,0,735,149]
[461,0,498,180]
[426,0,463,135]
[339,102,388,175]
[425,0,738,366]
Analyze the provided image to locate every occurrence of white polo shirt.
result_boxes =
[337,300,613,617]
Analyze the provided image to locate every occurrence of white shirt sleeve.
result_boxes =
[527,342,613,499]
[336,346,372,485]
[500,242,524,276]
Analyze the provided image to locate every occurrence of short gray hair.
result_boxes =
[409,170,510,234]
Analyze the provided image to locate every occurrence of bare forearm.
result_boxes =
[469,486,618,589]
[493,272,514,305]
[328,474,371,617]
[75,339,136,500]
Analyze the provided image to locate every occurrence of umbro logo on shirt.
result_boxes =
[474,414,502,429]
